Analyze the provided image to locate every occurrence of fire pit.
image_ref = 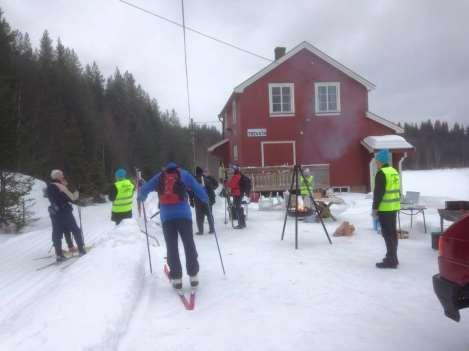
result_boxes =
[287,207,314,218]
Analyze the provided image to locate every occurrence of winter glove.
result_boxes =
[371,209,378,219]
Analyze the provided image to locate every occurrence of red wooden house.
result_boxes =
[209,42,413,192]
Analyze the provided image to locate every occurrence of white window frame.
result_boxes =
[233,144,238,161]
[332,186,350,193]
[268,83,295,117]
[314,82,341,115]
[232,100,237,124]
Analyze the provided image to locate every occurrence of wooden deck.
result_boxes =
[238,164,330,192]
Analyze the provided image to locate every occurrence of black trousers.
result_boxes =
[50,213,74,249]
[162,219,199,279]
[233,196,246,226]
[53,211,85,256]
[195,203,214,233]
[111,211,132,225]
[378,211,398,264]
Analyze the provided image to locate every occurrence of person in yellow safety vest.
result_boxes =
[372,149,401,269]
[109,168,135,225]
[300,172,314,208]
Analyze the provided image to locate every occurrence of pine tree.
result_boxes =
[0,10,223,206]
[0,171,34,232]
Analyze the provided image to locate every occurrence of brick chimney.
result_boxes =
[274,47,286,60]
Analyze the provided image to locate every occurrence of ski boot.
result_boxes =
[189,275,199,287]
[171,278,183,290]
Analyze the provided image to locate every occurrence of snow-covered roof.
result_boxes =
[207,138,229,153]
[234,41,376,93]
[361,135,414,152]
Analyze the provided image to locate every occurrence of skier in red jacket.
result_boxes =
[226,165,246,229]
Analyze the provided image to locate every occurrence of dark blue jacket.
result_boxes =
[138,163,208,223]
[46,182,74,214]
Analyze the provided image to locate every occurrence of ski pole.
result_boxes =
[224,188,227,225]
[150,210,160,219]
[142,202,153,274]
[77,205,85,246]
[135,168,142,217]
[76,185,85,246]
[207,205,226,275]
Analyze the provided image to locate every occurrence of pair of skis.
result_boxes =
[36,255,79,271]
[163,264,196,310]
[35,245,93,271]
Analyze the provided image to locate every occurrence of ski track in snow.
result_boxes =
[1,169,469,350]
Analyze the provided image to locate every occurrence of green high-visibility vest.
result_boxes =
[112,179,135,213]
[300,175,314,196]
[378,166,401,212]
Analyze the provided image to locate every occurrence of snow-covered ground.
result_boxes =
[1,169,468,351]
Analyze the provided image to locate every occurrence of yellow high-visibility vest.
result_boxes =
[300,175,314,196]
[112,179,135,213]
[378,166,401,212]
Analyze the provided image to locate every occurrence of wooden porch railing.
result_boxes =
[234,164,330,192]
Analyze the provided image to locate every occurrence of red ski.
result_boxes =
[163,264,196,310]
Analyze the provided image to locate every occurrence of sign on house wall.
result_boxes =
[247,128,267,137]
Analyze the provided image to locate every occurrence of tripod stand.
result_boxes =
[281,165,332,249]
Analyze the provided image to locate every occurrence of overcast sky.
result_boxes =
[2,0,468,128]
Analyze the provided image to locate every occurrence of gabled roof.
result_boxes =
[366,111,404,134]
[207,138,229,153]
[234,41,376,93]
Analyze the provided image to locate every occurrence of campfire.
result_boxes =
[287,196,314,217]
[287,205,313,218]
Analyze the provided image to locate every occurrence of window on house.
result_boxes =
[332,186,350,193]
[232,100,237,124]
[315,82,340,114]
[233,144,238,161]
[269,83,295,115]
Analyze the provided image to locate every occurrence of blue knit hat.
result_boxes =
[164,162,178,170]
[115,168,126,179]
[375,149,390,164]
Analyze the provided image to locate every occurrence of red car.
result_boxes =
[433,215,469,321]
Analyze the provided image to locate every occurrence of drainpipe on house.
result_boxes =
[217,113,224,138]
[369,156,376,193]
[398,152,408,195]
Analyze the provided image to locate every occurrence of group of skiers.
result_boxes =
[44,149,399,291]
[45,162,250,289]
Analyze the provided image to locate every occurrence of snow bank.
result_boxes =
[402,168,469,200]
[0,219,148,351]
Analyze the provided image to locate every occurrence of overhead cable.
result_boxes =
[118,0,272,62]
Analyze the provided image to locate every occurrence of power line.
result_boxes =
[118,0,272,62]
[179,0,196,168]
[193,120,220,124]
[180,0,191,121]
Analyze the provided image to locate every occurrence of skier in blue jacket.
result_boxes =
[138,162,209,289]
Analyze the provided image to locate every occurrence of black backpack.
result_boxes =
[239,173,252,196]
